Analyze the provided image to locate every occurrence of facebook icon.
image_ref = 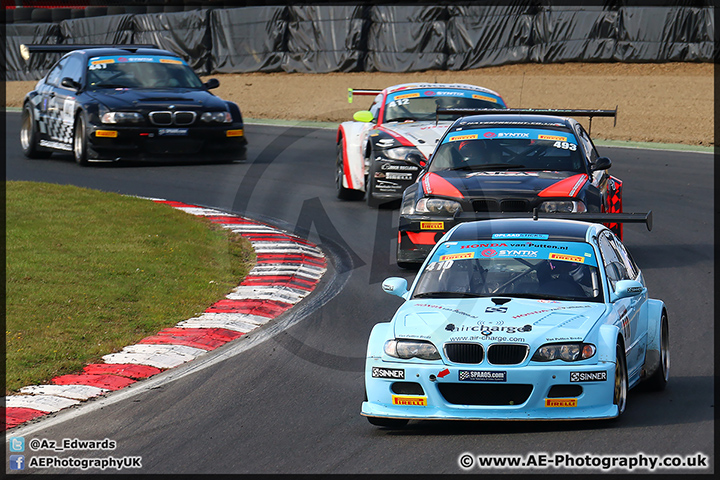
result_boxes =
[9,455,25,470]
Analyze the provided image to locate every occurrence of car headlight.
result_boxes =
[382,147,420,161]
[384,339,441,360]
[538,200,587,213]
[413,197,461,215]
[201,111,232,123]
[531,343,596,362]
[101,112,143,124]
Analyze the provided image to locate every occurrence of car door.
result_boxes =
[52,54,85,149]
[598,230,646,377]
[36,57,67,147]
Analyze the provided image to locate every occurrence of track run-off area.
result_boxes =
[5,113,714,474]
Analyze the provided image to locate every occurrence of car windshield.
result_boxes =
[86,55,203,89]
[429,128,585,173]
[383,88,505,123]
[412,240,602,302]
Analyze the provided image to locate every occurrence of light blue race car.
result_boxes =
[362,217,669,427]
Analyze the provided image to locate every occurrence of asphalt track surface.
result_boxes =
[5,112,715,474]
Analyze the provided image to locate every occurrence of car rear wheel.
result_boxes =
[73,113,89,166]
[645,313,669,391]
[20,103,52,159]
[366,416,409,429]
[613,342,628,418]
[336,140,364,200]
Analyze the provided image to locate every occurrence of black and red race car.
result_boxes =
[397,108,646,268]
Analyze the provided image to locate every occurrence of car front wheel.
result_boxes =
[336,140,364,200]
[613,342,628,418]
[645,313,669,391]
[73,113,89,166]
[20,103,52,159]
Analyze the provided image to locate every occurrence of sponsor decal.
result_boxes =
[372,367,405,379]
[395,93,420,100]
[492,233,549,240]
[392,395,427,406]
[537,300,559,304]
[512,305,586,319]
[538,134,568,141]
[386,172,413,181]
[627,286,643,294]
[439,252,475,261]
[160,58,183,64]
[499,249,538,257]
[570,371,607,382]
[472,94,498,103]
[483,131,497,138]
[497,132,530,138]
[90,58,115,65]
[448,134,478,142]
[459,370,507,382]
[424,90,435,96]
[376,138,395,147]
[545,398,578,407]
[481,248,498,257]
[548,253,585,263]
[485,306,508,314]
[421,221,444,230]
[416,304,477,319]
[95,130,118,138]
[460,243,507,249]
[445,324,455,331]
[158,128,188,136]
[449,324,532,334]
[437,368,450,378]
[381,164,418,171]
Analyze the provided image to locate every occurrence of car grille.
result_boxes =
[471,198,530,213]
[438,383,533,406]
[444,343,483,364]
[500,199,529,212]
[149,111,197,126]
[486,344,529,365]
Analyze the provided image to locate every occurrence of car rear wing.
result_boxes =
[20,43,160,61]
[458,210,652,231]
[347,88,382,104]
[435,106,618,134]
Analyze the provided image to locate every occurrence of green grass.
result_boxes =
[5,181,255,394]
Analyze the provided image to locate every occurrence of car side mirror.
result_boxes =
[591,156,612,171]
[353,110,374,122]
[382,277,408,298]
[204,78,220,90]
[406,152,424,166]
[612,279,646,301]
[60,77,80,91]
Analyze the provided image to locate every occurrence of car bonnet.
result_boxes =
[392,297,607,345]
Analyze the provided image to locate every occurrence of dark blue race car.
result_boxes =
[397,108,638,267]
[20,44,247,165]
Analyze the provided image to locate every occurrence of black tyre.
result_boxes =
[336,140,364,200]
[644,313,669,391]
[613,342,628,418]
[366,416,409,429]
[73,113,89,166]
[20,104,52,159]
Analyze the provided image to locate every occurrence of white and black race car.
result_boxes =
[335,83,507,207]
